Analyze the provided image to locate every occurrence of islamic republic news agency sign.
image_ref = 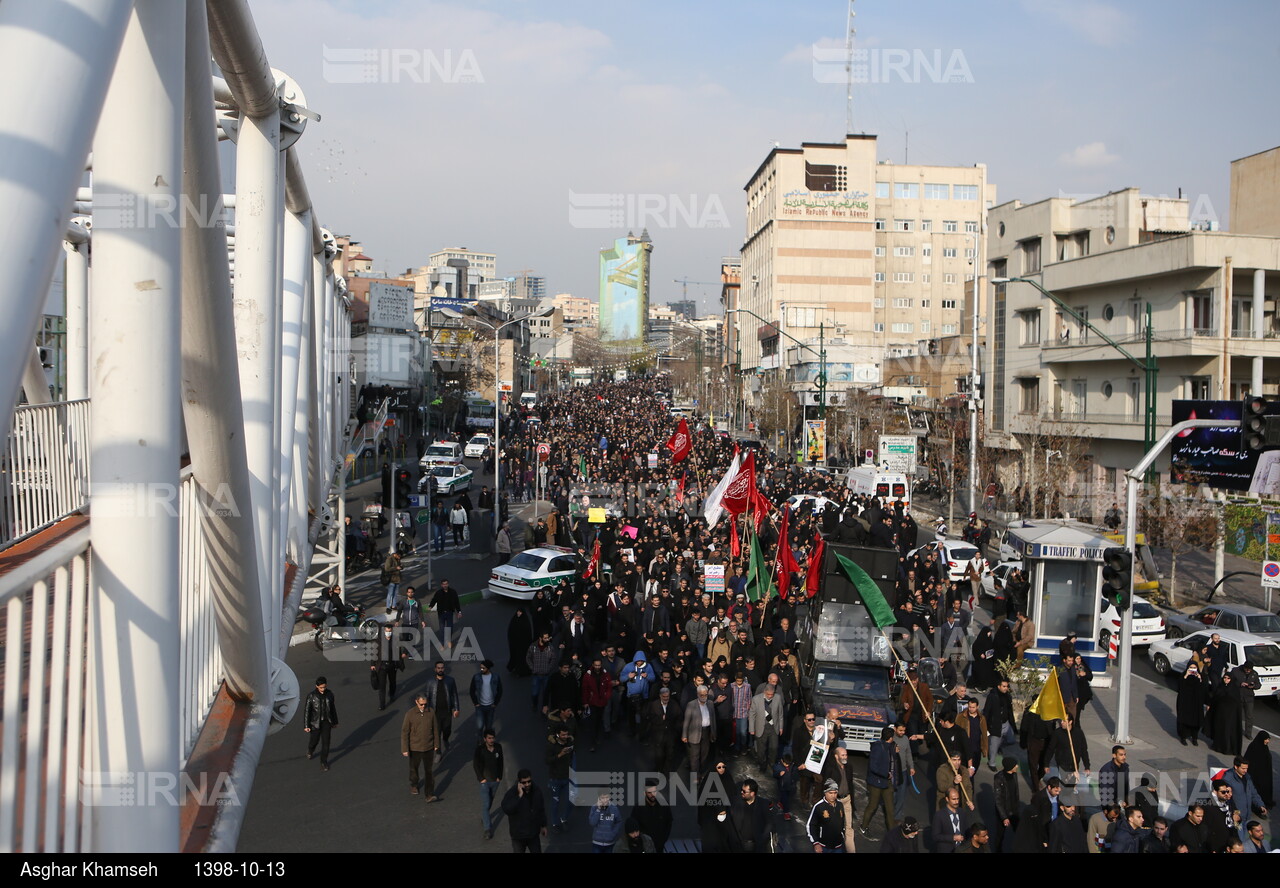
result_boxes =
[878,435,917,474]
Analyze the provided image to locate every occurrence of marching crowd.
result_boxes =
[309,377,1276,853]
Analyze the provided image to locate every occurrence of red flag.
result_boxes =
[665,418,692,463]
[675,469,688,504]
[730,516,741,558]
[720,452,756,517]
[583,539,601,580]
[806,533,826,599]
[774,506,802,581]
[750,486,771,531]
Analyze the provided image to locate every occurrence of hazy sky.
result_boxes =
[252,0,1280,314]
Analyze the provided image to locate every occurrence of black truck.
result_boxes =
[796,543,901,753]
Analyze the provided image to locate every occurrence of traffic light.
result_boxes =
[1241,395,1280,451]
[1103,548,1133,612]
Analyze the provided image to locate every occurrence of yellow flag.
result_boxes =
[1029,668,1068,722]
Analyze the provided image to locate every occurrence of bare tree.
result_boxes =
[1137,480,1217,607]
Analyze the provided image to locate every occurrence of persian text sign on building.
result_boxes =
[368,282,415,330]
[779,189,870,221]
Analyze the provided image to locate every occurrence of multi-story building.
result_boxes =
[984,178,1280,512]
[737,135,993,410]
[553,293,598,327]
[428,247,497,282]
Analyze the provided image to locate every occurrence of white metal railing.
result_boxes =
[178,468,224,764]
[1,400,89,547]
[0,525,92,852]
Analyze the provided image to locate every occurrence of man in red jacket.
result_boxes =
[581,657,615,752]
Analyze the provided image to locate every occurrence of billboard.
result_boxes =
[1171,399,1280,495]
[804,419,827,463]
[598,234,651,345]
[368,282,415,330]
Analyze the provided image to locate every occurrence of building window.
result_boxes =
[873,322,884,332]
[875,246,886,257]
[874,218,886,231]
[805,161,847,192]
[942,323,957,335]
[874,297,885,308]
[1018,308,1041,344]
[925,183,949,200]
[942,299,957,310]
[921,246,932,258]
[895,182,919,199]
[953,184,978,201]
[789,306,818,327]
[893,272,914,283]
[1023,238,1042,274]
[893,297,913,308]
[944,274,957,284]
[921,298,931,308]
[1188,376,1211,400]
[1019,378,1040,414]
[921,275,930,285]
[894,246,915,257]
[894,219,914,232]
[1189,289,1214,333]
[921,321,931,333]
[874,273,885,283]
[942,247,958,258]
[964,220,979,233]
[921,219,933,232]
[876,182,890,199]
[965,248,976,259]
[891,323,914,333]
[943,220,959,232]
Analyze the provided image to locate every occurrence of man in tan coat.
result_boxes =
[1014,611,1037,660]
[402,694,440,801]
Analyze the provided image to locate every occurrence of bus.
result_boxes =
[845,465,911,505]
[463,397,496,431]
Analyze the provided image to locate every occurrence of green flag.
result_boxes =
[833,551,896,629]
[579,453,588,478]
[745,526,774,603]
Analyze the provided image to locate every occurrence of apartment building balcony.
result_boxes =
[1008,408,1172,443]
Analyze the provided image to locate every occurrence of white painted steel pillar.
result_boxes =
[63,235,90,402]
[279,209,309,564]
[1253,269,1266,395]
[87,0,185,852]
[179,0,267,703]
[0,0,132,435]
[234,100,284,652]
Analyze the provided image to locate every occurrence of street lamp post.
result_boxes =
[727,306,827,446]
[969,232,983,517]
[442,305,552,538]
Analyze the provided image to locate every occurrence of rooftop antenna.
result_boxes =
[844,0,857,135]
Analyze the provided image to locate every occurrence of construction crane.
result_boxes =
[673,278,719,300]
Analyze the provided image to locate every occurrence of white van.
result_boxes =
[519,392,537,409]
[845,465,910,504]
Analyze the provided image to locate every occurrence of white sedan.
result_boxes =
[489,546,588,601]
[420,463,473,496]
[1096,595,1164,650]
[1148,628,1280,695]
[464,434,492,459]
[907,540,986,583]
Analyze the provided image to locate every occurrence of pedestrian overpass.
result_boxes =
[0,0,366,852]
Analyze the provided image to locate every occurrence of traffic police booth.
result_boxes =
[1005,520,1122,680]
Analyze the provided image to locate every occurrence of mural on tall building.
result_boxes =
[598,231,652,346]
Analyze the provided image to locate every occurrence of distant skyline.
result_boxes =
[254,0,1280,314]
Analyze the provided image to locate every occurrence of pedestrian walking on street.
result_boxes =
[496,520,513,565]
[808,781,847,853]
[450,500,468,546]
[430,578,463,647]
[545,726,575,830]
[683,685,717,778]
[428,661,461,751]
[303,676,339,771]
[381,551,402,611]
[370,623,406,711]
[473,729,504,839]
[401,694,439,800]
[501,769,548,853]
[470,659,503,734]
[860,727,899,834]
[1176,663,1207,745]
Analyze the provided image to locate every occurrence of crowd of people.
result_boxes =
[319,376,1276,853]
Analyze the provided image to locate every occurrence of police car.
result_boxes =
[489,546,595,601]
[423,463,473,495]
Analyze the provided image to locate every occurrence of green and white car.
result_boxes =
[489,546,591,601]
[427,463,473,495]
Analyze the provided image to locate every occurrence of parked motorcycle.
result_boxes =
[300,594,380,652]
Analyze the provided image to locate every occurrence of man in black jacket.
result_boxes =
[983,679,1017,771]
[993,756,1020,852]
[1048,800,1087,853]
[428,661,461,750]
[1046,716,1090,782]
[1169,803,1209,853]
[303,676,339,771]
[473,729,505,839]
[730,778,773,853]
[430,579,463,645]
[631,779,672,853]
[501,769,548,853]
